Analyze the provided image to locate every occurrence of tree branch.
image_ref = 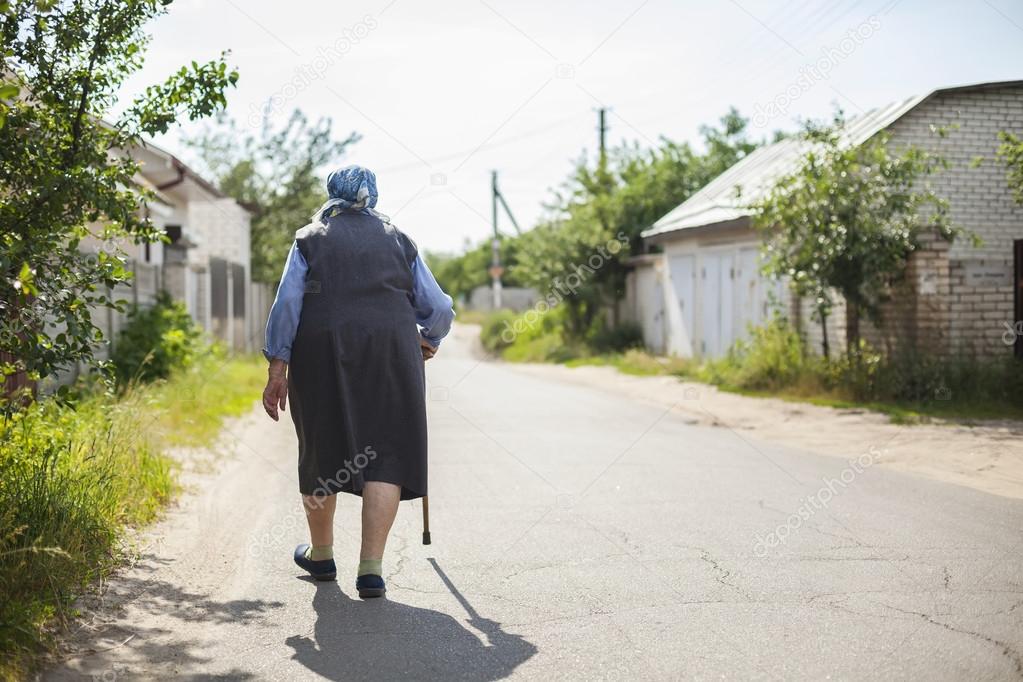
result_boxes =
[64,3,107,169]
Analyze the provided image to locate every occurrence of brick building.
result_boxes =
[68,139,273,386]
[630,80,1023,359]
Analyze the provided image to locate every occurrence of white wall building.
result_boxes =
[630,80,1023,360]
[72,138,272,371]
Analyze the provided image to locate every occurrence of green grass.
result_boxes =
[0,351,265,680]
[565,347,1023,424]
[564,349,696,377]
[148,350,266,447]
[728,386,1023,424]
[505,333,1023,423]
[452,308,488,326]
[478,309,1023,423]
[478,307,644,364]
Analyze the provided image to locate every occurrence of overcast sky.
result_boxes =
[120,0,1023,254]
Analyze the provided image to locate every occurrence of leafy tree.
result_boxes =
[425,236,521,304]
[0,0,237,397]
[183,110,359,283]
[514,109,760,340]
[997,130,1023,205]
[697,107,761,182]
[753,114,964,358]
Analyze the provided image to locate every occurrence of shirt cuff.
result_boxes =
[420,332,442,348]
[262,348,291,363]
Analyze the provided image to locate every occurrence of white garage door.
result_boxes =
[736,248,763,343]
[737,246,784,338]
[700,252,734,357]
[663,245,783,358]
[667,255,695,356]
[699,247,782,358]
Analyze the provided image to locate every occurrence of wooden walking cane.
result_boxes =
[421,347,432,545]
[422,496,431,545]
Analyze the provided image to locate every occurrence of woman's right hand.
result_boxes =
[263,360,289,421]
[420,336,437,361]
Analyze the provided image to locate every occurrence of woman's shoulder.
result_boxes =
[391,226,417,251]
[295,221,326,241]
[391,226,418,268]
[376,217,418,269]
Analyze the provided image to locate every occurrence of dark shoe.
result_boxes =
[294,544,336,581]
[356,573,386,598]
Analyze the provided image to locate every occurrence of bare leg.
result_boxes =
[360,481,401,561]
[303,493,337,548]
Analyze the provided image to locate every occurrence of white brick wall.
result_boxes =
[186,198,251,271]
[884,83,1023,357]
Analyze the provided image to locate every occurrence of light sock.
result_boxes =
[305,545,333,561]
[358,558,382,576]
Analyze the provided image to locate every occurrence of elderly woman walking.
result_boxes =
[261,165,454,598]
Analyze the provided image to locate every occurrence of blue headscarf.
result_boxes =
[314,165,383,223]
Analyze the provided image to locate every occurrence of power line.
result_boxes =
[376,115,579,175]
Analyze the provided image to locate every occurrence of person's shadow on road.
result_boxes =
[285,560,536,681]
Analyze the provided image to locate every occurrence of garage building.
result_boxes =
[628,80,1023,359]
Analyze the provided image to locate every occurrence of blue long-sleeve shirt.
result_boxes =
[262,240,455,363]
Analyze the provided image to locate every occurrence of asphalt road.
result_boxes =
[49,326,1023,681]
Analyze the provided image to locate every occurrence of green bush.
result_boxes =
[702,319,810,391]
[479,309,520,354]
[588,321,644,354]
[110,291,203,385]
[480,306,586,363]
[480,306,1023,418]
[704,320,1023,417]
[0,353,266,678]
[480,306,642,362]
[502,330,583,363]
[0,392,173,675]
[835,348,1023,408]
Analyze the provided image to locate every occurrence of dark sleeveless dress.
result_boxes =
[287,210,427,500]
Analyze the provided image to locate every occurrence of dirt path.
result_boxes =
[509,359,1023,499]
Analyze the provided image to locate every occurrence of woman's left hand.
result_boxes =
[263,360,289,421]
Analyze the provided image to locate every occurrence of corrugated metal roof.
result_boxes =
[642,93,930,240]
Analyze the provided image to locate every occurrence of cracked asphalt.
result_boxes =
[48,325,1023,680]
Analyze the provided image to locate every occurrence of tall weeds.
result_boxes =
[0,352,264,678]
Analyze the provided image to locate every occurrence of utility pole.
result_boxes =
[597,107,608,167]
[596,107,615,323]
[489,170,503,309]
[487,170,524,309]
